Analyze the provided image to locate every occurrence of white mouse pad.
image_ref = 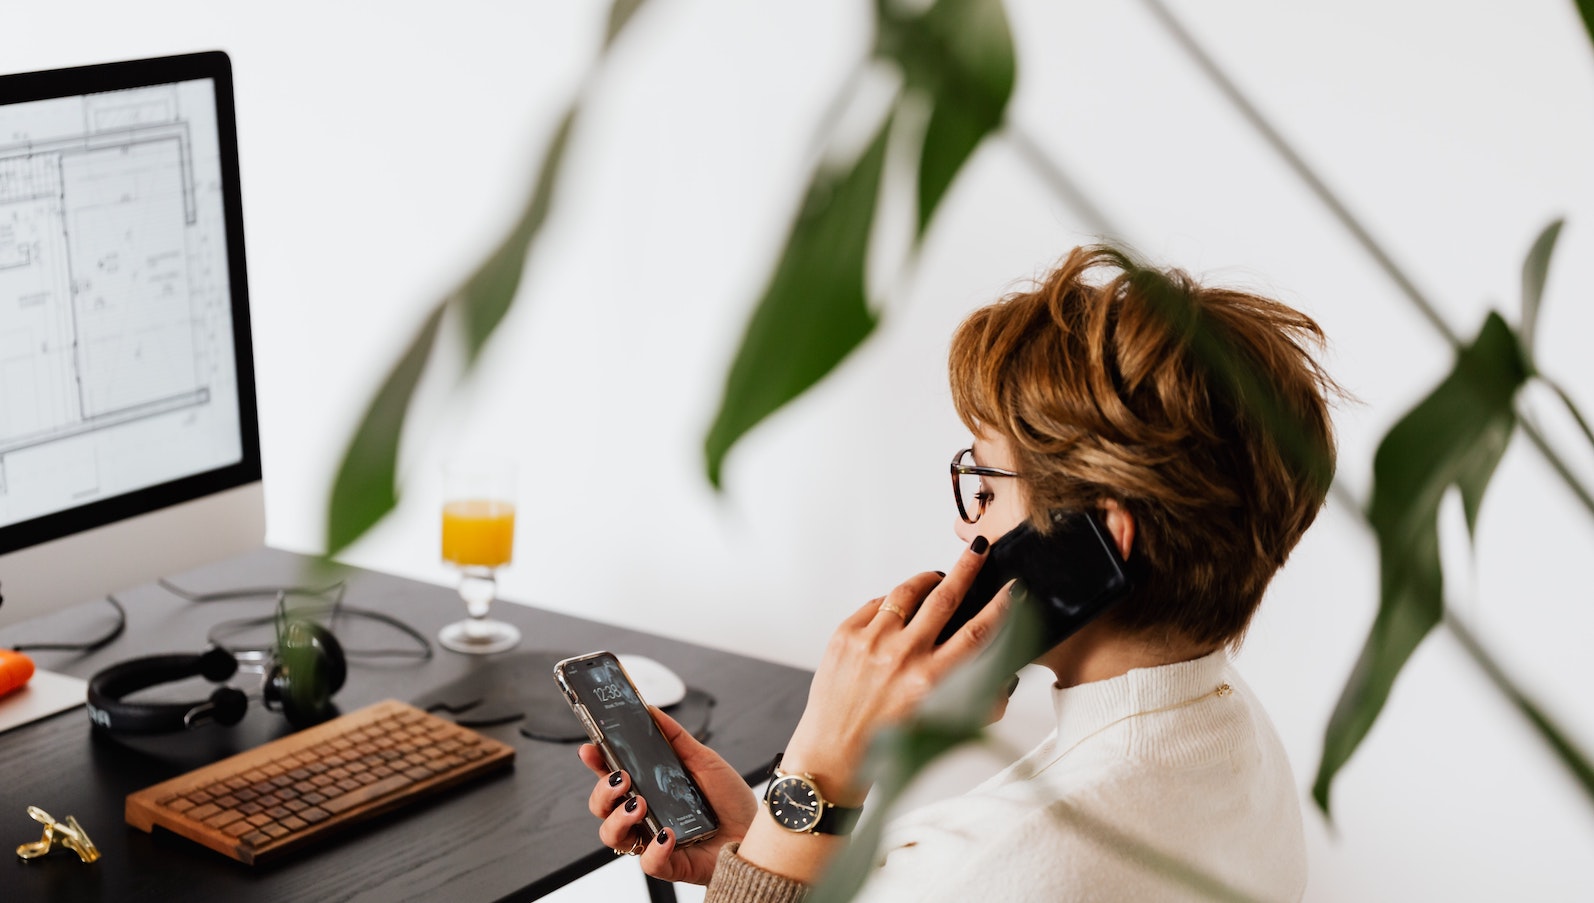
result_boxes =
[616,654,686,707]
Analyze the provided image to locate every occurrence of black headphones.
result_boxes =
[86,619,347,733]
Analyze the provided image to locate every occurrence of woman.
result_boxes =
[580,245,1337,901]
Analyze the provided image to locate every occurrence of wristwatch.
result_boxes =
[761,754,863,836]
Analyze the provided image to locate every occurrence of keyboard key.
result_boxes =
[322,774,412,815]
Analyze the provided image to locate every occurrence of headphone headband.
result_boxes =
[86,651,247,733]
[85,622,346,734]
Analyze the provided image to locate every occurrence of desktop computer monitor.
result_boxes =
[0,52,263,627]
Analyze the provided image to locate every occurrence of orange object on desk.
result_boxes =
[0,649,35,698]
[441,499,516,568]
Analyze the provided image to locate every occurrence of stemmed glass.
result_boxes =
[438,460,521,654]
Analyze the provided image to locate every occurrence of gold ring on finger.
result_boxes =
[614,832,647,856]
[879,601,909,622]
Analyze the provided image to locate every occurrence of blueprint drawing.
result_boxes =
[0,80,242,528]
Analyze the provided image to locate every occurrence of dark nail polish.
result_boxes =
[971,535,989,554]
[608,771,624,786]
[624,796,639,813]
[934,570,946,578]
[657,829,670,844]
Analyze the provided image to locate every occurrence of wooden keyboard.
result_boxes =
[126,699,515,864]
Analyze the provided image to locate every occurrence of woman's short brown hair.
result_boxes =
[948,245,1338,649]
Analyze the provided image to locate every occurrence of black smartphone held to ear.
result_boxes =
[936,510,1131,652]
[554,651,719,846]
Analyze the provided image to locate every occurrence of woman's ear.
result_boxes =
[1100,499,1135,561]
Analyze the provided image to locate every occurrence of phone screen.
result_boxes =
[556,653,718,844]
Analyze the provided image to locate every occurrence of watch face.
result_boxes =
[767,775,821,832]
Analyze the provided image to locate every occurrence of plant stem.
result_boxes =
[1001,123,1126,239]
[968,735,1267,903]
[1135,0,1457,347]
[1521,415,1594,515]
[1006,119,1372,523]
[1328,480,1364,515]
[1543,377,1594,456]
[1134,0,1594,521]
[1002,9,1594,816]
[1444,610,1594,807]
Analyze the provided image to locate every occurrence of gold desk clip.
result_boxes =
[16,806,100,863]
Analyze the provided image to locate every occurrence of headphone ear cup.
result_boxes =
[270,620,346,728]
[209,686,249,726]
[198,647,240,682]
[309,622,347,693]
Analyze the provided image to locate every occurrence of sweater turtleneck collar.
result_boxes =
[1047,648,1232,760]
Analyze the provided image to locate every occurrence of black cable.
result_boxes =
[6,578,434,662]
[204,603,433,661]
[322,604,435,661]
[10,595,127,653]
[157,579,433,662]
[157,578,346,604]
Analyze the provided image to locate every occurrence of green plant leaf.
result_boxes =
[1576,0,1594,59]
[874,0,1015,237]
[1313,312,1529,817]
[918,585,1048,729]
[325,305,446,555]
[458,110,577,363]
[324,0,656,556]
[1456,391,1513,539]
[808,721,972,903]
[702,117,892,488]
[1519,218,1562,362]
[323,111,575,558]
[704,0,1015,488]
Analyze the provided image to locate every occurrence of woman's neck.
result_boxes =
[1037,620,1217,689]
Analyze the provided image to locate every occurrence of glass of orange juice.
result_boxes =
[438,459,520,654]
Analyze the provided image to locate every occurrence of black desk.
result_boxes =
[0,548,811,902]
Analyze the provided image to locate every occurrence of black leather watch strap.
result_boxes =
[815,802,862,836]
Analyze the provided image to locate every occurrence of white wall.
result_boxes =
[8,1,1594,899]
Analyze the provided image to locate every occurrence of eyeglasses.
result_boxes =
[951,447,1020,524]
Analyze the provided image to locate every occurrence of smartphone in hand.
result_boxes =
[554,651,719,846]
[936,510,1131,652]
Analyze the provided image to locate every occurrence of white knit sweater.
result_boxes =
[706,651,1306,903]
[853,650,1307,902]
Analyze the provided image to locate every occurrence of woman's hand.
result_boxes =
[578,706,758,885]
[779,537,1009,805]
[729,538,1010,886]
